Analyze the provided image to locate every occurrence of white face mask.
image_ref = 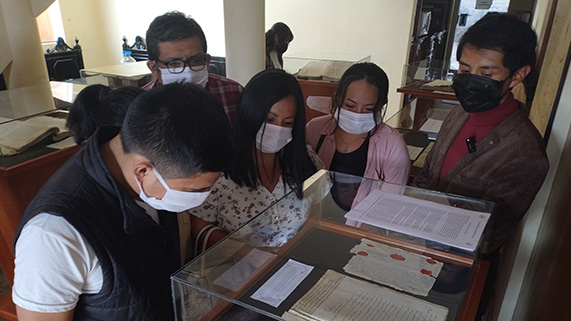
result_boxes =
[255,123,293,153]
[159,67,209,88]
[335,108,376,134]
[135,167,210,212]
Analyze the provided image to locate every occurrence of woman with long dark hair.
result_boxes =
[306,62,410,211]
[188,69,323,250]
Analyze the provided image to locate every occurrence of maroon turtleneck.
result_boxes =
[439,93,519,181]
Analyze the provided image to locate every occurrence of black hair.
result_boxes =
[265,22,293,54]
[332,62,389,130]
[121,82,232,179]
[98,86,145,132]
[67,84,110,144]
[230,69,316,196]
[457,13,538,98]
[146,11,207,61]
[67,85,144,145]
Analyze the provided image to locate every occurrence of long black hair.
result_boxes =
[230,69,316,196]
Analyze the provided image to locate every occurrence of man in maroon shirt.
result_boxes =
[142,11,243,124]
[412,13,549,319]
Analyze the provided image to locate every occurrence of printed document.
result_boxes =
[251,259,313,308]
[344,190,490,251]
[283,269,448,321]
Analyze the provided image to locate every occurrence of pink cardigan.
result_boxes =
[306,115,410,185]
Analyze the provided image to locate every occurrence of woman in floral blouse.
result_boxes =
[187,69,325,250]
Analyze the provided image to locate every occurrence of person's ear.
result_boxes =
[206,53,212,68]
[508,65,531,88]
[133,161,154,186]
[147,60,161,80]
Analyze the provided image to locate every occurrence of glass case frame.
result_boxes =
[172,170,494,321]
[0,83,72,165]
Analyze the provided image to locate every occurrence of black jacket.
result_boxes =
[14,127,181,321]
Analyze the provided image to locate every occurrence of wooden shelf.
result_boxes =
[397,80,458,100]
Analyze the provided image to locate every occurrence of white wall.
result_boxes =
[57,0,415,118]
[266,0,416,118]
[59,0,225,67]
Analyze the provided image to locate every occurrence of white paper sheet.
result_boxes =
[250,259,313,308]
[344,190,490,251]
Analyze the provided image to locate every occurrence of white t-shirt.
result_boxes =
[12,202,158,313]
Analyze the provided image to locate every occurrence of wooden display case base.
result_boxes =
[0,292,17,321]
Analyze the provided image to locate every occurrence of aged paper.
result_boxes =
[413,141,433,168]
[344,189,490,251]
[306,96,332,114]
[343,238,443,296]
[285,270,448,321]
[296,60,353,82]
[0,116,70,155]
[407,145,424,161]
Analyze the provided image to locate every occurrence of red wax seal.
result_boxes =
[390,254,405,261]
[426,259,437,265]
[357,251,368,256]
[421,269,432,275]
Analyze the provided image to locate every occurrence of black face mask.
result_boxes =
[452,73,509,113]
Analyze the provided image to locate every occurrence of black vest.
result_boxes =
[14,127,180,321]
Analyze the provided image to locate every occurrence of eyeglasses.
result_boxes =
[155,56,207,74]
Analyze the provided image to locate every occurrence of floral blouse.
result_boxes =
[188,146,325,247]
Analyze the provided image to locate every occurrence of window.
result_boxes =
[36,0,65,44]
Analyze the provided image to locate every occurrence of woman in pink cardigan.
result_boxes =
[306,62,410,211]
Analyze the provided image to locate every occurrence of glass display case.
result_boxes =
[283,52,371,82]
[172,170,494,321]
[0,83,74,164]
[394,60,459,132]
[0,83,80,319]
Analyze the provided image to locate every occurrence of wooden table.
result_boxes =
[0,85,81,320]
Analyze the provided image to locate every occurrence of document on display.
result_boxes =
[344,239,443,297]
[250,259,313,308]
[344,190,490,251]
[283,269,448,321]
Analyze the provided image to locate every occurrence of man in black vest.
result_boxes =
[12,83,232,320]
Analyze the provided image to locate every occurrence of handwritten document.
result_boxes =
[283,270,448,321]
[251,259,313,308]
[344,239,443,296]
[344,190,490,251]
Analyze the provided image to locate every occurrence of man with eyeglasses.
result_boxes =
[143,11,243,124]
